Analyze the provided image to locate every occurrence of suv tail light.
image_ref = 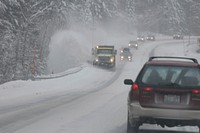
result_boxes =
[143,87,152,91]
[130,83,139,101]
[192,89,200,94]
[191,89,200,102]
[132,83,139,90]
[140,87,153,98]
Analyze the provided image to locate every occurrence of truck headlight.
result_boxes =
[110,58,114,62]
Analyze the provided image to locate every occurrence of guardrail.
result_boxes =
[34,65,85,80]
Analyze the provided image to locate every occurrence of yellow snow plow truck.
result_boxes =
[197,38,200,44]
[92,45,117,68]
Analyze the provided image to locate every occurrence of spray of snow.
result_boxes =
[47,30,91,74]
[47,24,137,74]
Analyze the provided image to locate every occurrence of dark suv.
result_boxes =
[137,36,145,42]
[173,34,184,39]
[128,41,138,49]
[124,56,200,133]
[146,35,155,41]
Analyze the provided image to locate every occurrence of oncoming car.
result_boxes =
[124,56,200,133]
[173,34,184,39]
[128,41,138,49]
[120,47,132,61]
[146,35,155,41]
[137,36,145,42]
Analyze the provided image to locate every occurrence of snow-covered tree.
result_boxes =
[159,0,186,34]
[0,0,199,84]
[126,0,136,23]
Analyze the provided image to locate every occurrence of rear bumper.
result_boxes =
[129,102,200,120]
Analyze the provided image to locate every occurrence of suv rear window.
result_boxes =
[140,65,200,87]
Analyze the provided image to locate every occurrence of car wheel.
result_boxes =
[127,116,139,133]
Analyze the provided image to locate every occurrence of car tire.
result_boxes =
[127,115,139,133]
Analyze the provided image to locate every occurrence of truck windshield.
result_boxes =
[97,49,113,54]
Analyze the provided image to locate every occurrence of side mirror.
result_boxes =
[124,79,134,85]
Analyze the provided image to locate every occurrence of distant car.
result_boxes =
[137,36,145,42]
[146,35,155,41]
[173,34,184,39]
[120,47,132,61]
[128,41,138,49]
[124,56,200,133]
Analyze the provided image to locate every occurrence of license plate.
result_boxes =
[164,95,180,104]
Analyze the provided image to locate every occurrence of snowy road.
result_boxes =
[0,37,199,133]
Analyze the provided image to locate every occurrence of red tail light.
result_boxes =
[132,83,139,90]
[144,87,152,91]
[192,89,200,94]
[130,83,139,101]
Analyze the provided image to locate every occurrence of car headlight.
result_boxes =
[95,58,99,62]
[121,56,124,59]
[121,50,123,53]
[128,56,131,59]
[137,38,139,40]
[135,44,138,46]
[129,44,131,46]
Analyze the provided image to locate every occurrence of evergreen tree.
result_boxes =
[0,0,199,84]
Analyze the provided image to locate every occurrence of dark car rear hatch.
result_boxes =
[137,59,200,110]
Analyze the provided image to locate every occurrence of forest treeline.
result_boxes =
[0,0,199,84]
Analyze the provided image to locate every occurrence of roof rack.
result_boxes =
[149,56,198,63]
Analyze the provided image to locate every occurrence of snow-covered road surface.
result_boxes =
[0,37,200,133]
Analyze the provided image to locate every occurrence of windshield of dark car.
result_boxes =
[129,41,137,44]
[123,48,130,53]
[140,65,200,87]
